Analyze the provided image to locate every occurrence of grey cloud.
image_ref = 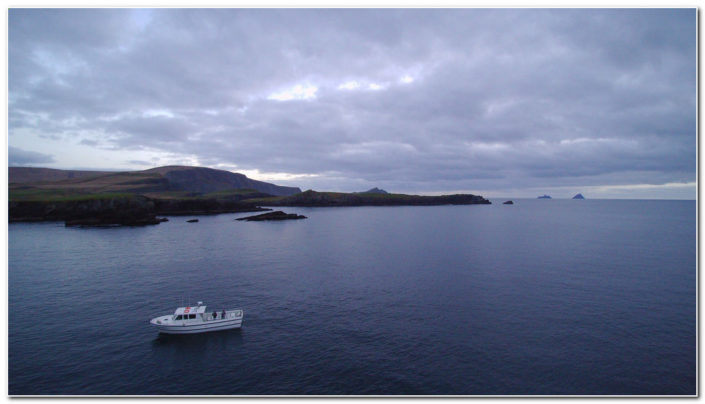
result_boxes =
[9,146,55,166]
[8,8,695,195]
[107,115,197,147]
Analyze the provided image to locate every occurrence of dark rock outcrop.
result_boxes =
[537,195,552,199]
[10,195,159,226]
[61,196,160,227]
[236,211,307,221]
[186,219,199,223]
[503,200,514,205]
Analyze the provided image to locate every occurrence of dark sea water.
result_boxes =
[8,199,696,395]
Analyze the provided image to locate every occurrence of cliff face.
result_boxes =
[153,198,267,215]
[154,166,301,196]
[10,196,160,226]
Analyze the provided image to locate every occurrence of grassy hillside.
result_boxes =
[8,166,301,199]
[9,167,112,184]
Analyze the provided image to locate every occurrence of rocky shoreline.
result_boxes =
[9,190,491,227]
[9,196,270,227]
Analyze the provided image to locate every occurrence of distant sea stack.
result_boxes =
[503,200,514,205]
[537,195,552,199]
[572,193,585,199]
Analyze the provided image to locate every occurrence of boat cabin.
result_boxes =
[173,305,207,321]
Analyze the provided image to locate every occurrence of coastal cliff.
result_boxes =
[10,195,161,226]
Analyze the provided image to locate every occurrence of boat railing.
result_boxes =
[202,310,243,321]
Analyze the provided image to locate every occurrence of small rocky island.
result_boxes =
[236,211,307,221]
[572,193,585,199]
[537,195,552,199]
[503,200,514,205]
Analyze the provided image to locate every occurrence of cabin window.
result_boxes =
[175,315,183,320]
[189,314,196,319]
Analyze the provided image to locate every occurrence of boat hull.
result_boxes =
[150,309,244,334]
[155,319,242,334]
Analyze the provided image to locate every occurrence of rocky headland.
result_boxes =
[254,190,491,207]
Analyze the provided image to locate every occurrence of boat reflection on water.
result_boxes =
[151,328,244,358]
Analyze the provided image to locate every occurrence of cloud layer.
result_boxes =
[8,9,696,197]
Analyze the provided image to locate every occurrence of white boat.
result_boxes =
[150,302,243,334]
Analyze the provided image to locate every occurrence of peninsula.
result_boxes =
[245,189,491,207]
[9,166,491,226]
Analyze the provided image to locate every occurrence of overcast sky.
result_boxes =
[8,8,696,198]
